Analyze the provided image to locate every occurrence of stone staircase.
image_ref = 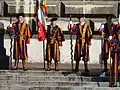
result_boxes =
[0,70,120,90]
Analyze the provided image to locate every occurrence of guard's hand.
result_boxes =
[88,41,92,45]
[58,43,62,47]
[68,21,73,30]
[69,21,73,25]
[118,65,120,71]
[108,36,112,41]
[10,24,12,27]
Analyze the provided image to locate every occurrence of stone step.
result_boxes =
[0,70,119,88]
[0,70,110,77]
[0,86,120,90]
[0,75,116,82]
[0,80,119,87]
[0,80,111,87]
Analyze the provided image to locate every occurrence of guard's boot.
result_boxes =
[102,54,108,72]
[102,60,108,72]
[74,60,79,72]
[84,62,89,72]
[12,59,19,70]
[55,61,59,71]
[46,61,50,71]
[22,60,27,71]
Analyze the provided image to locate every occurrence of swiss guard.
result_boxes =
[98,15,116,72]
[7,13,32,71]
[109,24,120,87]
[68,15,92,72]
[46,17,65,71]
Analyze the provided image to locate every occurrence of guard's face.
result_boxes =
[80,17,85,22]
[106,17,112,22]
[52,21,57,26]
[18,16,24,23]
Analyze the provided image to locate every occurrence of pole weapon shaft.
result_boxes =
[9,13,13,69]
[70,15,74,70]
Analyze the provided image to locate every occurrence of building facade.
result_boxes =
[1,0,120,31]
[0,0,120,63]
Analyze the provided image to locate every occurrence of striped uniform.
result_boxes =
[46,25,65,62]
[109,34,120,85]
[99,23,116,61]
[72,23,92,62]
[11,21,32,60]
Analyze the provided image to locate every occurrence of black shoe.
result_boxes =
[73,68,79,72]
[11,67,18,70]
[45,68,50,71]
[85,69,89,72]
[102,68,108,72]
[55,69,59,71]
[109,83,117,87]
[23,68,28,71]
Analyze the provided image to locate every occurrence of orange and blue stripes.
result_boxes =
[12,22,31,60]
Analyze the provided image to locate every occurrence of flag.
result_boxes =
[37,0,48,41]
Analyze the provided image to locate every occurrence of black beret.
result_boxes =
[106,15,112,19]
[16,12,25,19]
[50,17,58,22]
[77,14,85,19]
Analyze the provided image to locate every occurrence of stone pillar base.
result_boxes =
[0,56,9,69]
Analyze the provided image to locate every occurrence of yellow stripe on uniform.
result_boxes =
[79,24,87,49]
[48,44,51,61]
[54,42,57,60]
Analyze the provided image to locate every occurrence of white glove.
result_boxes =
[10,24,12,27]
[68,21,73,28]
[69,21,73,25]
[108,36,112,41]
[99,24,104,31]
[59,47,62,50]
[101,24,104,29]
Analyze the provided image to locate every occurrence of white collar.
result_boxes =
[80,22,85,25]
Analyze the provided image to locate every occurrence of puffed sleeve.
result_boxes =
[7,23,16,35]
[98,23,105,36]
[25,24,32,44]
[57,27,65,46]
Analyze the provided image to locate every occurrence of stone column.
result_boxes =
[0,0,4,16]
[24,0,30,23]
[83,0,86,15]
[16,0,20,13]
[119,3,120,23]
[30,0,34,14]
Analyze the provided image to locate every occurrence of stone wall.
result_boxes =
[4,35,111,64]
[0,0,4,16]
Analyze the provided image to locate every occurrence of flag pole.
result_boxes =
[36,0,46,69]
[43,40,46,70]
